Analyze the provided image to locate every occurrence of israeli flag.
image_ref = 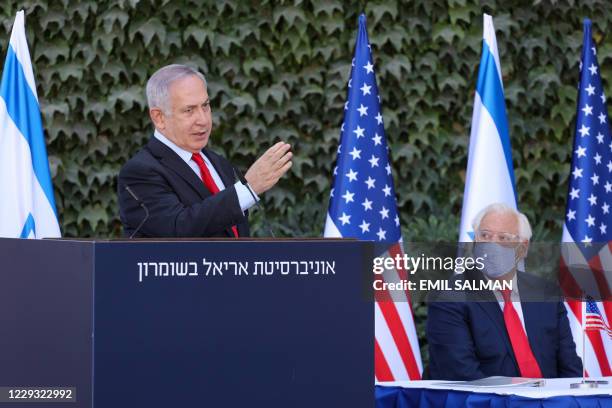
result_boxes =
[0,11,60,238]
[458,14,517,241]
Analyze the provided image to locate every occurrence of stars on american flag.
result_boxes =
[586,84,595,95]
[586,214,595,227]
[566,36,612,244]
[570,188,580,199]
[359,220,370,233]
[579,124,590,137]
[372,133,382,145]
[365,176,376,189]
[379,206,389,219]
[565,24,612,381]
[339,212,351,225]
[598,112,607,124]
[357,104,368,117]
[585,297,612,337]
[349,147,361,160]
[353,125,365,138]
[594,153,602,164]
[360,83,371,96]
[327,41,401,242]
[346,168,358,182]
[342,190,354,203]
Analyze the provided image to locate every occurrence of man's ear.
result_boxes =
[149,108,166,130]
[517,240,529,260]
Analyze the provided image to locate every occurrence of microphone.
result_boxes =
[124,185,150,239]
[233,167,275,238]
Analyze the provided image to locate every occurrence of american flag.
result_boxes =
[323,14,422,381]
[561,19,612,377]
[586,297,612,338]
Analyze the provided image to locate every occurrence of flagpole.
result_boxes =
[571,290,603,388]
[582,292,586,381]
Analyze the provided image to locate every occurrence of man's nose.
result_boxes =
[194,107,209,125]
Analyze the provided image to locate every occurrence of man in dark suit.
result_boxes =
[118,64,292,237]
[427,203,582,380]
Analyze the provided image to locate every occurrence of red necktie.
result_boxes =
[191,153,239,238]
[500,289,542,378]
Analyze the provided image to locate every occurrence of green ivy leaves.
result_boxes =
[0,0,605,245]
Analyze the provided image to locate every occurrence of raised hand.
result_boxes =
[244,141,293,195]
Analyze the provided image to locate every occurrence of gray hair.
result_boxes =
[146,64,207,114]
[471,203,532,241]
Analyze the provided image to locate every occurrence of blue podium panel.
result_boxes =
[0,238,93,408]
[0,238,374,408]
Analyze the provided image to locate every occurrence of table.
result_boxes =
[376,378,612,407]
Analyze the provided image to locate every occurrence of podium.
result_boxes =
[0,238,374,407]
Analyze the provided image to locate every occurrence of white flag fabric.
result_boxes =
[459,14,517,242]
[0,11,60,238]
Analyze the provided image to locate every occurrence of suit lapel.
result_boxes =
[475,300,519,368]
[517,274,543,362]
[468,270,518,368]
[147,137,240,238]
[203,148,235,188]
[146,137,210,199]
[203,148,240,238]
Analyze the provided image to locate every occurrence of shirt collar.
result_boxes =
[489,271,520,302]
[154,129,197,165]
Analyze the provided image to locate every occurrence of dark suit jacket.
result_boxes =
[117,136,250,238]
[427,271,582,380]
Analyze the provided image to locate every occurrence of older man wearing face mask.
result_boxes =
[426,203,582,380]
[118,64,292,238]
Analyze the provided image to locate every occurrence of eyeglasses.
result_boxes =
[475,229,520,243]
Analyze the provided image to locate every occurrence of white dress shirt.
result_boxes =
[154,130,257,213]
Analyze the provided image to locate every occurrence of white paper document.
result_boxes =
[439,376,546,388]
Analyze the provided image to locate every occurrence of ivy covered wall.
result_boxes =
[1,0,609,240]
[1,0,610,363]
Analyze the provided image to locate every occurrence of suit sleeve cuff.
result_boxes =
[234,181,258,212]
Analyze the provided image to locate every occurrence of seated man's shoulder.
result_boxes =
[519,270,563,301]
[427,274,470,303]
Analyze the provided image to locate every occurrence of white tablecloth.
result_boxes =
[376,377,612,398]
